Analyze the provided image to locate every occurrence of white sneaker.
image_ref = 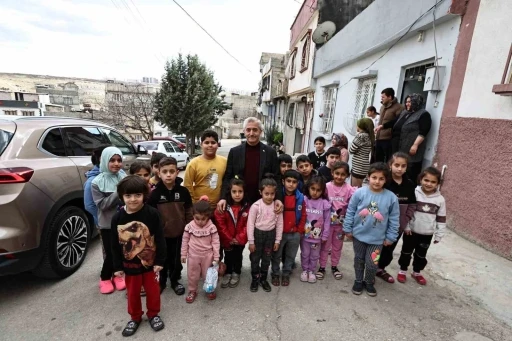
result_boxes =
[229,273,240,288]
[221,274,231,288]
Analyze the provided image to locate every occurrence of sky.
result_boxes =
[0,0,301,91]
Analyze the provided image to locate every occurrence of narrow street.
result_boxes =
[0,140,510,341]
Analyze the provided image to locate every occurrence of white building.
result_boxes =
[0,91,52,116]
[310,0,460,167]
[284,0,318,155]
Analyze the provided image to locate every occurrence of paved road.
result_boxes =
[0,139,510,341]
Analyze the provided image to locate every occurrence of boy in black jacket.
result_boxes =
[112,176,166,337]
[147,157,193,295]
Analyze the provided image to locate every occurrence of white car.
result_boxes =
[135,140,190,169]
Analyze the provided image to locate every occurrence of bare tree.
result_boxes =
[87,83,157,141]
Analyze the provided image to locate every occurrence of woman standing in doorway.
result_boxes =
[376,94,431,182]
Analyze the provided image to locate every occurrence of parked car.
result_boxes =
[0,115,147,278]
[151,136,186,150]
[134,140,190,169]
[240,132,246,144]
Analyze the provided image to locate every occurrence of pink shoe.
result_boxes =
[99,279,115,294]
[411,273,427,285]
[113,276,126,291]
[300,271,308,282]
[308,271,317,284]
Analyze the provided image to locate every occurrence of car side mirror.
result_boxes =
[137,145,148,155]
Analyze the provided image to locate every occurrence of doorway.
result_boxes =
[401,62,434,107]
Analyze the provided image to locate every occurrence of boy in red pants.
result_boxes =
[112,175,167,337]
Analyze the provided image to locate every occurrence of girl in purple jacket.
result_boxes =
[300,176,331,284]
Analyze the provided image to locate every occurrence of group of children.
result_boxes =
[84,130,446,337]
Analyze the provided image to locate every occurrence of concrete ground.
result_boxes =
[0,139,511,341]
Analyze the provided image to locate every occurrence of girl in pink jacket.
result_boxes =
[181,196,221,303]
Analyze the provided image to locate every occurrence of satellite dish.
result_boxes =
[312,21,336,44]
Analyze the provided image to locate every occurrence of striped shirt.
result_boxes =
[349,133,373,176]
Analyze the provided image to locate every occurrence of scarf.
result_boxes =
[332,132,348,149]
[92,146,126,192]
[406,93,424,113]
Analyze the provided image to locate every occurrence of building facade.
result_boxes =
[284,0,318,155]
[310,0,460,170]
[0,91,53,116]
[216,91,259,139]
[436,0,512,259]
[257,53,287,135]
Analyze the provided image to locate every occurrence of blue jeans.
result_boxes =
[271,232,300,276]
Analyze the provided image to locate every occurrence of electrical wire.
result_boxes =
[171,0,253,74]
[432,2,441,100]
[361,0,446,72]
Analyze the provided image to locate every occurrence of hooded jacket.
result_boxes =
[303,197,331,243]
[147,177,194,238]
[214,203,250,249]
[408,186,446,242]
[282,189,307,234]
[377,98,403,141]
[181,219,221,261]
[84,166,100,225]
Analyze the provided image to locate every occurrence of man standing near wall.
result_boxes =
[375,88,403,162]
[217,117,282,212]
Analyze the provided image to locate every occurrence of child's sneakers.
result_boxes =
[411,272,427,285]
[352,281,364,295]
[300,271,308,282]
[185,291,197,303]
[221,274,231,288]
[308,271,317,284]
[229,274,240,288]
[206,292,217,300]
[397,271,407,283]
[113,276,126,291]
[99,279,114,294]
[376,269,395,283]
[363,281,377,297]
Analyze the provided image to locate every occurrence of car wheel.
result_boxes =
[33,206,90,279]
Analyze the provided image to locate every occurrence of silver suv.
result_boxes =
[0,116,146,278]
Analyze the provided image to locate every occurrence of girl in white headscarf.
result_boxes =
[92,146,126,294]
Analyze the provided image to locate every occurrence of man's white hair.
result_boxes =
[243,117,263,131]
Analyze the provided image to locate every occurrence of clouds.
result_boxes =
[0,0,300,91]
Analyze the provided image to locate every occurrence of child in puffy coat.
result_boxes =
[214,177,249,289]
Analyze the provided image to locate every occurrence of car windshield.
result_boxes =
[0,121,16,156]
[139,142,158,150]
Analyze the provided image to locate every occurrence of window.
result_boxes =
[100,128,135,155]
[112,93,122,101]
[139,142,158,151]
[63,127,110,156]
[169,140,182,152]
[321,87,337,133]
[63,97,73,105]
[342,78,378,136]
[401,62,434,104]
[300,30,312,72]
[163,142,175,153]
[3,110,17,116]
[41,128,66,156]
[289,48,297,79]
[492,43,512,96]
[286,103,296,127]
[22,111,35,116]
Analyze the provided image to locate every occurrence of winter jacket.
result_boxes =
[282,190,307,234]
[91,184,122,229]
[377,98,403,141]
[385,176,417,232]
[247,199,284,244]
[146,177,193,238]
[299,168,318,190]
[326,182,357,227]
[214,203,250,249]
[308,151,327,169]
[303,197,331,243]
[343,186,400,245]
[84,166,100,225]
[181,219,221,262]
[409,186,446,242]
[349,132,373,176]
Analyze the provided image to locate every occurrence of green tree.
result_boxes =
[155,54,231,154]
